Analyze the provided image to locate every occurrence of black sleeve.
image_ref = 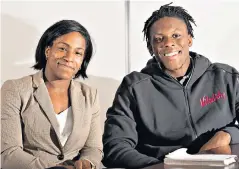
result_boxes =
[220,75,239,144]
[102,78,159,168]
[221,84,239,143]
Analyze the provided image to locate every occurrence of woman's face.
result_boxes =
[45,31,86,81]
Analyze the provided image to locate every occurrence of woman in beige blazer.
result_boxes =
[1,20,103,169]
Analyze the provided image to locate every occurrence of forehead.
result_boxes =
[53,31,86,48]
[150,17,188,35]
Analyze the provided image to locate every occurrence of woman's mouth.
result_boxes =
[57,61,75,71]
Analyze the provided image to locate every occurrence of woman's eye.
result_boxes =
[76,52,83,56]
[59,47,67,51]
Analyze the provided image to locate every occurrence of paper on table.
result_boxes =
[164,148,238,166]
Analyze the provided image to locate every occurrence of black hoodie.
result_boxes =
[103,52,239,168]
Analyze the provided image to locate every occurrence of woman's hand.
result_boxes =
[74,159,92,169]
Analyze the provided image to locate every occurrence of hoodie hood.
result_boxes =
[141,51,212,86]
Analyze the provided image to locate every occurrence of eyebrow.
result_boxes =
[56,42,85,50]
[153,33,163,36]
[152,28,182,36]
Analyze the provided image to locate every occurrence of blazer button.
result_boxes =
[57,154,64,160]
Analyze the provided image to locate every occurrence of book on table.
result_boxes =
[164,148,238,166]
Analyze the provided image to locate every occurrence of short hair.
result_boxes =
[142,2,197,56]
[33,20,93,78]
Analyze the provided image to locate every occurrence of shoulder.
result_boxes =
[121,71,151,88]
[71,79,98,103]
[208,62,239,75]
[72,79,97,93]
[1,74,34,107]
[1,74,33,93]
[112,71,151,97]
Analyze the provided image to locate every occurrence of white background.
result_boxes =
[2,0,239,126]
[1,1,126,84]
[2,0,239,82]
[129,0,239,72]
[1,0,126,127]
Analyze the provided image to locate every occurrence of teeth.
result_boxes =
[164,51,178,57]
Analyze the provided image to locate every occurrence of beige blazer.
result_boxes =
[1,71,103,169]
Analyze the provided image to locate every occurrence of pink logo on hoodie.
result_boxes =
[200,91,226,107]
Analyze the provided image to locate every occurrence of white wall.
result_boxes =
[129,0,239,72]
[3,0,239,87]
[1,1,126,127]
[2,0,239,126]
[1,1,126,83]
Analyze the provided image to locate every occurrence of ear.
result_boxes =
[188,35,193,47]
[45,46,50,59]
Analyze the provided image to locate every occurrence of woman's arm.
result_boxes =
[78,89,103,169]
[1,80,55,169]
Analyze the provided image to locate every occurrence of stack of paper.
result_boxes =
[164,148,238,166]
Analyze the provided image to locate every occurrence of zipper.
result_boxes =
[162,62,198,139]
[184,61,198,138]
[184,89,198,139]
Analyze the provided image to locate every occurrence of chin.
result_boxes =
[56,73,74,80]
[57,77,72,80]
[165,64,182,71]
[164,63,177,69]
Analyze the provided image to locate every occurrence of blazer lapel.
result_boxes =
[63,80,85,152]
[32,71,62,144]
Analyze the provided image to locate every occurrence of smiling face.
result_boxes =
[45,31,86,81]
[150,17,192,74]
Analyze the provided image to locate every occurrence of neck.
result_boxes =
[44,68,71,92]
[165,57,191,78]
[45,80,71,92]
